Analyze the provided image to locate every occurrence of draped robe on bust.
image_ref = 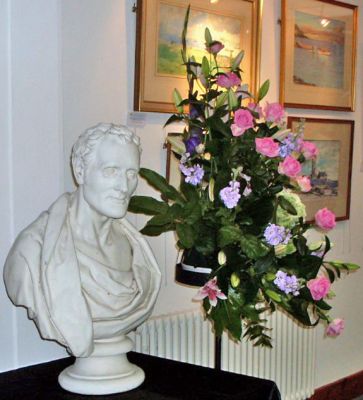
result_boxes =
[3,193,161,357]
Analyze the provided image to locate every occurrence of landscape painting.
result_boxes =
[302,140,340,197]
[157,3,242,76]
[293,11,345,89]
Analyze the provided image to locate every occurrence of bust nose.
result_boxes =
[114,173,128,195]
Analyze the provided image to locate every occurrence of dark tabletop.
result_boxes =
[0,352,281,400]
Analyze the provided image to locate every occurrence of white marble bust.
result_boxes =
[3,123,161,394]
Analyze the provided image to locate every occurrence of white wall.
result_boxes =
[1,0,362,390]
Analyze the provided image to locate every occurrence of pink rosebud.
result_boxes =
[315,208,336,231]
[217,72,241,88]
[247,102,262,118]
[307,276,331,300]
[278,155,302,177]
[206,40,224,55]
[301,141,319,160]
[234,109,254,133]
[264,102,285,123]
[295,176,312,192]
[255,137,280,158]
[326,318,344,337]
[231,123,247,137]
[194,277,227,307]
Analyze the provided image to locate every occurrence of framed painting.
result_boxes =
[280,0,357,111]
[288,117,354,222]
[134,0,262,113]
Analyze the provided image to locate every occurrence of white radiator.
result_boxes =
[130,309,316,400]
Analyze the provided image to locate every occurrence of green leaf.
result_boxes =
[207,116,232,137]
[231,50,244,70]
[128,196,169,215]
[164,114,185,127]
[240,234,269,259]
[139,168,184,203]
[145,214,173,226]
[265,289,282,303]
[215,91,228,109]
[176,223,195,248]
[328,260,360,271]
[278,196,298,215]
[204,27,212,46]
[346,262,360,271]
[218,226,242,247]
[140,222,175,236]
[228,90,238,110]
[172,89,184,113]
[181,5,190,64]
[316,300,332,311]
[257,79,270,102]
[201,56,210,78]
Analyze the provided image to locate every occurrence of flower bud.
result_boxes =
[208,178,215,202]
[231,273,240,288]
[218,250,227,266]
[203,152,211,160]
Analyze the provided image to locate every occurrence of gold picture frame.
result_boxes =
[280,0,357,111]
[134,0,263,113]
[288,117,354,222]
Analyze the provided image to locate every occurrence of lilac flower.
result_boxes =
[264,223,291,246]
[179,163,204,186]
[279,134,300,158]
[220,181,241,209]
[274,270,300,296]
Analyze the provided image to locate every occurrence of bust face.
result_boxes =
[81,135,140,219]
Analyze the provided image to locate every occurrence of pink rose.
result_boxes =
[315,208,336,231]
[264,102,285,123]
[234,109,254,132]
[231,123,247,137]
[247,102,262,118]
[206,40,224,55]
[217,72,241,88]
[307,276,331,300]
[295,176,311,192]
[278,155,302,177]
[301,141,319,160]
[326,318,344,337]
[255,137,280,157]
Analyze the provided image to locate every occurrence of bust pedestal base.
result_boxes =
[58,335,144,395]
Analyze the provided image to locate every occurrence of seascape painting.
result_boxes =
[157,3,242,76]
[293,11,345,89]
[302,140,340,197]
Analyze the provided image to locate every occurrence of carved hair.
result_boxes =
[71,123,141,182]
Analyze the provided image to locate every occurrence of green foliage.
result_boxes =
[127,9,360,348]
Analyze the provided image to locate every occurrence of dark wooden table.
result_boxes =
[0,352,281,400]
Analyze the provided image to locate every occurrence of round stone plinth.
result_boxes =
[58,336,145,395]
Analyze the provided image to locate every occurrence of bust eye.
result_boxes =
[103,167,117,177]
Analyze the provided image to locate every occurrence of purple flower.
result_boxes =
[185,136,201,154]
[179,163,204,186]
[264,224,291,246]
[206,41,224,55]
[279,134,300,158]
[274,271,300,296]
[220,181,241,209]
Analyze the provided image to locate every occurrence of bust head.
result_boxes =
[71,123,141,219]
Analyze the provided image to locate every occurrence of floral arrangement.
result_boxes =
[129,8,359,347]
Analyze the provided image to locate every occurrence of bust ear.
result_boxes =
[73,159,84,185]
